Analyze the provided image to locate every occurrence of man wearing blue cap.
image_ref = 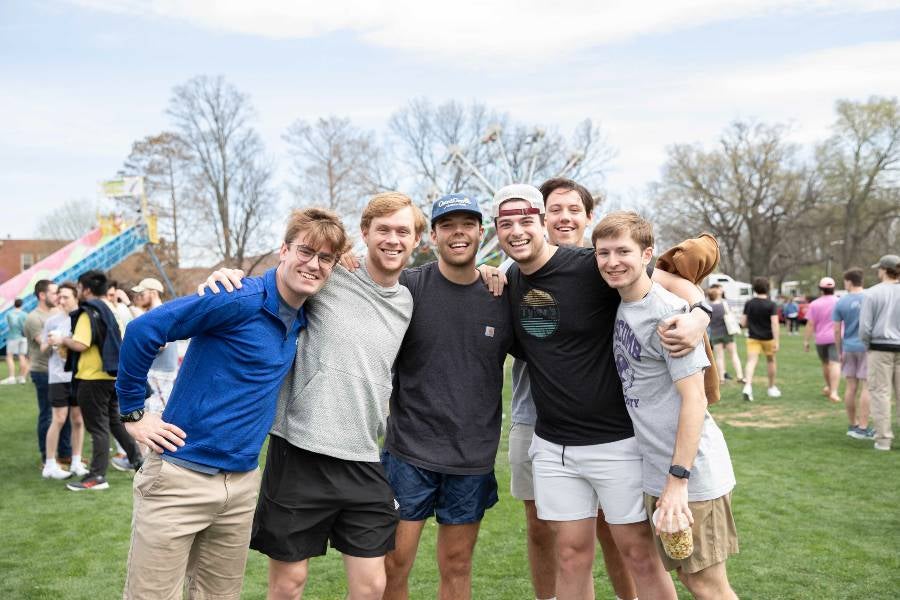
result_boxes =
[378,193,514,600]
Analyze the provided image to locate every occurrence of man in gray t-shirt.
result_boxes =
[595,212,739,599]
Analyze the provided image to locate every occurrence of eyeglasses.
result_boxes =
[289,244,337,268]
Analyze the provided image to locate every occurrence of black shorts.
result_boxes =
[250,435,399,562]
[49,382,77,408]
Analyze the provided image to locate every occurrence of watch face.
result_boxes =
[669,465,690,478]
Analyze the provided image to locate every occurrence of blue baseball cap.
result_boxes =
[430,193,483,225]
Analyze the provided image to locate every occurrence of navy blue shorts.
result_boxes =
[381,450,498,525]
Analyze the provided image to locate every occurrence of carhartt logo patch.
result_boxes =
[484,326,495,337]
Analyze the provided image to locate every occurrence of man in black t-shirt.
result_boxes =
[493,184,710,600]
[740,277,781,402]
[381,193,514,600]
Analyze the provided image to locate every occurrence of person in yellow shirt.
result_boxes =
[55,270,141,491]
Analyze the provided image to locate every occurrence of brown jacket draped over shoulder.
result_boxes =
[655,233,721,404]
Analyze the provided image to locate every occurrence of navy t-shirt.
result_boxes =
[506,246,635,446]
[385,261,514,475]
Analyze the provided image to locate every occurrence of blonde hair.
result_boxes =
[284,207,349,255]
[591,211,653,250]
[360,192,427,236]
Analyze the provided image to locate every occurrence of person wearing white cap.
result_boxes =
[493,183,712,600]
[859,254,900,451]
[804,276,841,403]
[132,278,179,416]
[499,178,638,600]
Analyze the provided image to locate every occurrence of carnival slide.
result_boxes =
[0,221,149,349]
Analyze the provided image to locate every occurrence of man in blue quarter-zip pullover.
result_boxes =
[115,208,347,600]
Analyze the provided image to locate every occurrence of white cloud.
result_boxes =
[69,0,900,63]
[472,39,900,194]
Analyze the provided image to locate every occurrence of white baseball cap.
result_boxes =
[491,184,544,218]
[131,278,164,294]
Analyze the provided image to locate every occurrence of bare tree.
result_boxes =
[388,98,498,202]
[167,75,276,265]
[653,121,813,280]
[387,99,614,207]
[815,96,900,270]
[283,116,394,218]
[35,198,100,240]
[121,132,191,269]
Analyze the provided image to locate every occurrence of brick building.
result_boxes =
[0,239,69,283]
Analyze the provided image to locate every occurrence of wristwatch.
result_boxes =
[689,301,713,317]
[120,409,145,423]
[669,464,691,479]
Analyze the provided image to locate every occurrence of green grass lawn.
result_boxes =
[2,331,899,599]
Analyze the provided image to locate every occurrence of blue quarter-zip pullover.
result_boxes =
[116,268,306,472]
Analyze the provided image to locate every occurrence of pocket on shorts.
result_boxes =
[134,454,166,498]
[527,433,542,461]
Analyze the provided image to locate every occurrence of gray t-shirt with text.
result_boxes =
[615,283,735,501]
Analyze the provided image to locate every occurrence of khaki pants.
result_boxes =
[123,453,261,599]
[868,350,900,449]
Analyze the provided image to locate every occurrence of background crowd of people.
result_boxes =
[706,255,899,449]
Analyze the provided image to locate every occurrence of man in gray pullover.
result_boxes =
[201,192,427,600]
[859,254,900,451]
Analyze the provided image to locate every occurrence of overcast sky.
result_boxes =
[2,0,900,238]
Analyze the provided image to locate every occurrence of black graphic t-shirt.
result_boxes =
[506,246,635,446]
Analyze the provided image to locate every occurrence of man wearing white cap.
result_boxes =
[860,254,900,451]
[804,276,841,403]
[493,183,711,600]
[132,278,179,415]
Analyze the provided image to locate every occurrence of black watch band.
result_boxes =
[120,409,145,423]
[690,301,713,317]
[669,464,691,479]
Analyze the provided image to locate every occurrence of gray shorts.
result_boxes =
[6,337,27,356]
[508,422,535,501]
[816,343,839,363]
[841,351,868,379]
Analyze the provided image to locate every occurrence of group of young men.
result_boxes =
[725,256,899,452]
[106,179,741,600]
[19,274,176,484]
[826,259,900,450]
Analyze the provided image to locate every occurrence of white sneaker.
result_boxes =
[874,442,891,451]
[767,386,782,398]
[42,463,73,480]
[742,383,754,402]
[70,461,90,477]
[0,376,15,385]
[16,376,26,384]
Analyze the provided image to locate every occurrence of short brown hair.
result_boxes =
[284,207,349,256]
[540,178,595,215]
[591,211,653,250]
[360,191,427,236]
[752,277,770,295]
[58,281,78,297]
[843,267,864,287]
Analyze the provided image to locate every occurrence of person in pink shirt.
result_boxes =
[804,277,841,402]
